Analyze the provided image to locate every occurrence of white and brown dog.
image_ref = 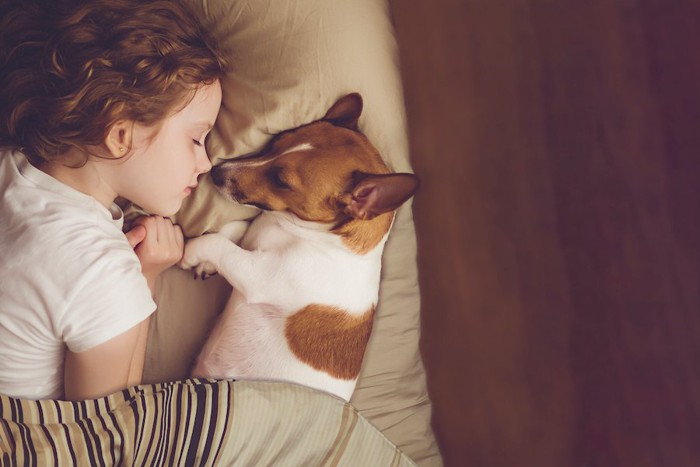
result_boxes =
[179,93,418,401]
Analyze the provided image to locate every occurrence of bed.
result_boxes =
[0,0,443,465]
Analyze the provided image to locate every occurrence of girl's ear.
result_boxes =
[104,120,134,158]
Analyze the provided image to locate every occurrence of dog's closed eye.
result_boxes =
[268,166,292,190]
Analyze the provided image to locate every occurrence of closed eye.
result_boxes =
[193,139,203,147]
[268,167,291,190]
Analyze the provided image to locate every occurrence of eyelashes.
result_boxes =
[193,132,210,147]
[193,127,213,147]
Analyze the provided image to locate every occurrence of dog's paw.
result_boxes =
[179,234,221,279]
[192,263,218,280]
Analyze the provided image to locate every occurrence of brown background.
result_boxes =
[389,1,700,466]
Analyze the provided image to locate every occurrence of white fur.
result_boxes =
[180,211,388,401]
[280,142,314,155]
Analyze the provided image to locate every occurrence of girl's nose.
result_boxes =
[197,150,213,174]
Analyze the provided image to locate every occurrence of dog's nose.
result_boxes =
[211,165,225,186]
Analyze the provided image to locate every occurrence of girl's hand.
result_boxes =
[126,216,185,291]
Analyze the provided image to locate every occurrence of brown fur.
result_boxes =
[215,120,395,254]
[284,304,375,380]
[333,212,394,255]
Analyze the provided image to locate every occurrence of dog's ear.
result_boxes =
[343,173,419,220]
[323,93,363,131]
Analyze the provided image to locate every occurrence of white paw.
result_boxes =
[192,262,218,280]
[179,234,221,280]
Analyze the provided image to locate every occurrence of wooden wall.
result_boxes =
[389,1,700,466]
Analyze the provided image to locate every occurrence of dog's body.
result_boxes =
[180,94,418,401]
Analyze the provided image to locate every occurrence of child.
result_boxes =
[0,0,226,401]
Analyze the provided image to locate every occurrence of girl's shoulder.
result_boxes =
[1,148,129,250]
[1,149,138,290]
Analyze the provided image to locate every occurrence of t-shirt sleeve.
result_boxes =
[60,242,156,353]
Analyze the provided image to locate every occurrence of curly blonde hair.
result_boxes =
[0,0,227,165]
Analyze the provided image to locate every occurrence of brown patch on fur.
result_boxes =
[285,304,375,380]
[333,212,394,255]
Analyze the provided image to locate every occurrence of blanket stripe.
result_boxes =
[0,379,231,466]
[0,379,416,466]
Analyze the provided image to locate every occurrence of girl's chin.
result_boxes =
[146,202,182,218]
[135,192,190,218]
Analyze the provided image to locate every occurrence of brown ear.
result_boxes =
[344,173,420,220]
[323,93,363,130]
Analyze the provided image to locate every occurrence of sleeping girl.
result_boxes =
[0,0,225,401]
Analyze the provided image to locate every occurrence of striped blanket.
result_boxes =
[0,378,415,466]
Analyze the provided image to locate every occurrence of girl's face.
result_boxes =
[111,81,222,216]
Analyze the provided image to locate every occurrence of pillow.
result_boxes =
[144,1,442,465]
[173,0,416,236]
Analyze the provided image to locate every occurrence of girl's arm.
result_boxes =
[64,216,182,401]
[127,313,151,386]
[63,317,150,400]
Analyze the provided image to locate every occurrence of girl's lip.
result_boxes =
[184,185,197,194]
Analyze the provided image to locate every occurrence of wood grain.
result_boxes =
[389,1,700,465]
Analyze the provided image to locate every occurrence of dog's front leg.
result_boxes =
[179,233,231,280]
[179,233,258,288]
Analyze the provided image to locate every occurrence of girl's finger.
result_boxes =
[134,216,157,247]
[125,225,146,248]
[165,219,178,246]
[154,216,168,244]
[174,225,185,250]
[162,220,178,251]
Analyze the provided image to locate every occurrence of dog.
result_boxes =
[179,93,419,401]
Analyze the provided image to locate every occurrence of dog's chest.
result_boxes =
[236,213,384,314]
[240,214,297,251]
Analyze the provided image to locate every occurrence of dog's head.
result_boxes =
[211,93,418,226]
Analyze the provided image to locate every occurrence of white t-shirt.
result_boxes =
[0,149,156,400]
